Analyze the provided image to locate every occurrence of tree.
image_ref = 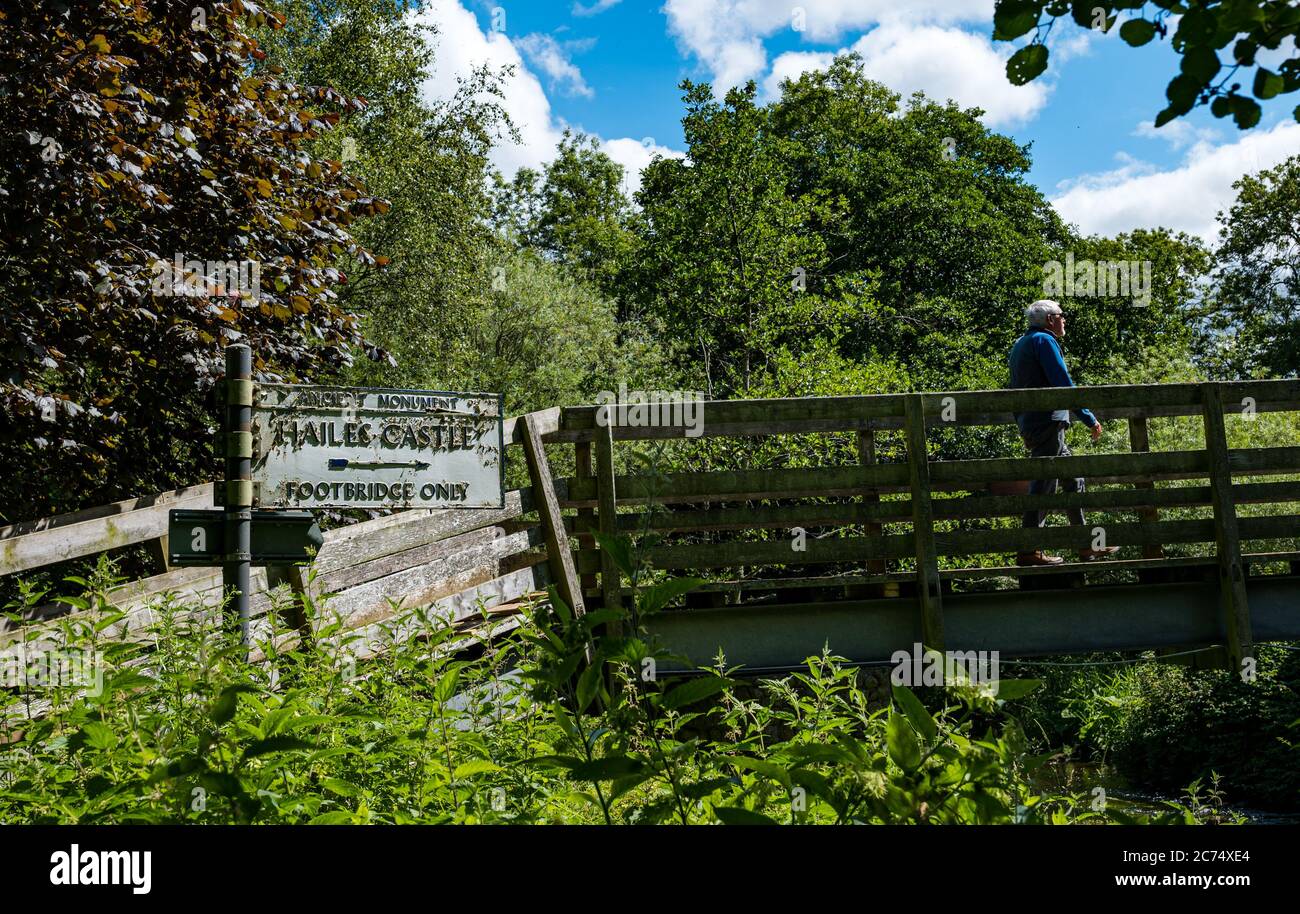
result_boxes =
[254,0,511,374]
[0,0,384,522]
[993,0,1300,129]
[636,80,836,397]
[1203,154,1300,377]
[491,130,636,298]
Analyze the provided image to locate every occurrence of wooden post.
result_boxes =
[1201,384,1253,672]
[904,396,944,651]
[520,413,586,619]
[1127,415,1164,560]
[148,534,172,574]
[856,429,890,596]
[266,564,313,648]
[574,441,598,601]
[594,417,622,629]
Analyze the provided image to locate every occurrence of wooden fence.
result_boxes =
[4,381,1300,674]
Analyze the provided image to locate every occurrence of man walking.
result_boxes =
[1009,300,1120,566]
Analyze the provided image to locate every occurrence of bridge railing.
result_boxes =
[552,380,1300,669]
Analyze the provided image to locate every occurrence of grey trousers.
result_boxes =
[1022,422,1086,529]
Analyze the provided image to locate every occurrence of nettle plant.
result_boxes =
[1,551,1211,824]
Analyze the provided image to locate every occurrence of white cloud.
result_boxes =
[419,0,564,176]
[573,0,622,15]
[1132,119,1222,153]
[762,26,1048,127]
[669,2,1045,127]
[602,137,686,196]
[417,1,683,188]
[1050,119,1300,243]
[664,0,993,90]
[516,33,594,98]
[849,25,1049,126]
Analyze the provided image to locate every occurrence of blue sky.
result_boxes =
[419,0,1299,243]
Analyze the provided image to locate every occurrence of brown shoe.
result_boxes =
[1078,546,1120,561]
[1017,551,1064,566]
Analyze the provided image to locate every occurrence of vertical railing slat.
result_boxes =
[1201,383,1253,672]
[904,395,944,650]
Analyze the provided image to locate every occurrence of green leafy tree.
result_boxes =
[1203,154,1300,377]
[253,0,511,373]
[993,0,1300,129]
[493,130,636,298]
[636,80,837,397]
[0,0,383,522]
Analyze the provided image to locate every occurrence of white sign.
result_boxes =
[251,384,504,509]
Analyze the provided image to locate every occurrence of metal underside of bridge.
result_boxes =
[648,575,1300,672]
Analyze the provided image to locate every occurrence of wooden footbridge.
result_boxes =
[4,380,1300,676]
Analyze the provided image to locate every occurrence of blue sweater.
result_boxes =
[1008,328,1097,439]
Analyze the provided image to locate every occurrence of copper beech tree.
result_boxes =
[0,0,389,521]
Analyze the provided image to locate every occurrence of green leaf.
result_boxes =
[1006,44,1050,86]
[729,756,792,789]
[1253,68,1285,100]
[1231,95,1262,129]
[1118,18,1156,47]
[891,684,938,742]
[576,662,603,713]
[452,760,501,779]
[639,576,706,615]
[992,1,1042,41]
[714,805,779,825]
[992,678,1042,701]
[209,683,258,725]
[321,777,361,797]
[243,735,318,758]
[79,721,116,751]
[569,755,646,781]
[659,674,730,711]
[887,713,922,771]
[309,811,354,825]
[433,667,461,704]
[1180,47,1220,84]
[591,532,636,577]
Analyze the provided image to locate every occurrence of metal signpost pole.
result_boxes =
[223,344,254,647]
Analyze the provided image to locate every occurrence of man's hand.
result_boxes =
[1090,422,1103,443]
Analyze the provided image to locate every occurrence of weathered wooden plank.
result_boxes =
[311,488,533,576]
[594,418,621,620]
[1128,416,1164,561]
[574,441,598,596]
[556,380,1300,434]
[858,429,889,585]
[1202,384,1254,671]
[0,484,216,577]
[905,396,944,649]
[576,514,1300,573]
[568,481,1300,535]
[549,400,1300,441]
[520,412,586,617]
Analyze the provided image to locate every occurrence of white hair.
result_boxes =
[1026,299,1062,328]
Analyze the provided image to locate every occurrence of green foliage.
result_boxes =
[991,1,1300,130]
[1203,154,1300,379]
[1016,647,1300,808]
[0,558,1218,824]
[0,0,382,523]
